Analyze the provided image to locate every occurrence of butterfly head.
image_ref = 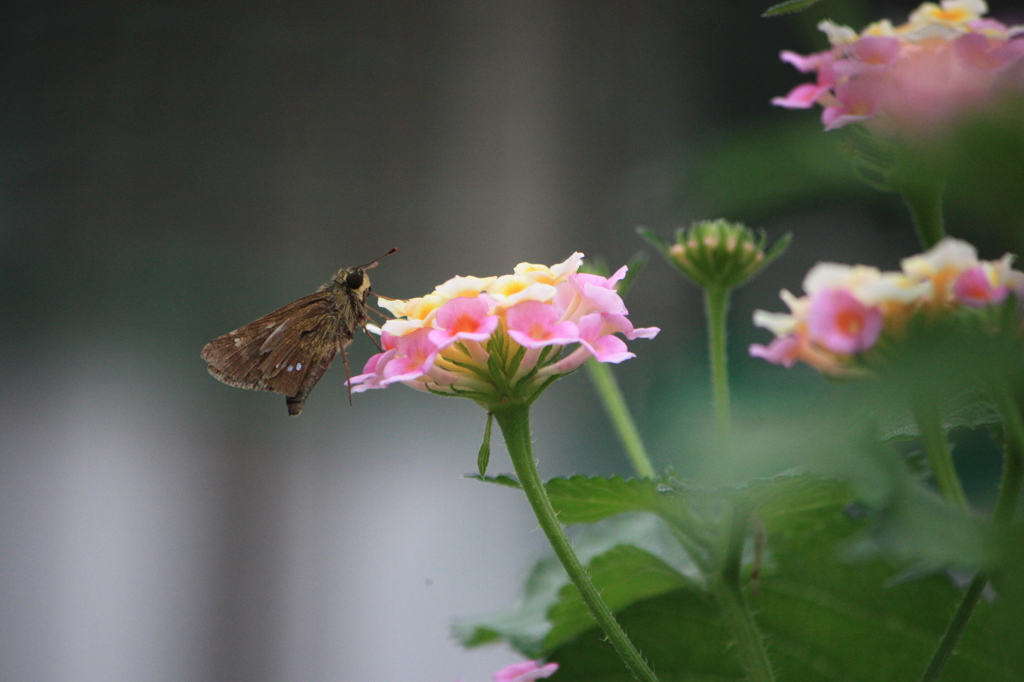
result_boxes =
[336,266,371,297]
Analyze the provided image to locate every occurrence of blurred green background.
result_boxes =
[2,1,1020,679]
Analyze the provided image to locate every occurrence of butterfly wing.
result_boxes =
[201,291,348,414]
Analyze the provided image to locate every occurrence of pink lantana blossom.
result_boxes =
[428,295,501,349]
[493,660,559,682]
[750,237,1024,376]
[349,253,659,406]
[378,329,440,387]
[952,266,1010,307]
[807,288,884,354]
[506,300,580,349]
[576,313,635,364]
[901,238,1024,307]
[773,0,1024,134]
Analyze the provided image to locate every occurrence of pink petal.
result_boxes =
[821,106,871,130]
[428,295,500,349]
[584,334,634,363]
[806,288,882,354]
[851,36,901,67]
[606,265,628,287]
[780,49,828,73]
[772,82,830,109]
[600,313,661,340]
[348,348,400,392]
[575,272,612,288]
[575,265,628,290]
[577,314,635,363]
[506,300,579,348]
[821,73,886,128]
[554,275,628,318]
[627,325,660,339]
[581,281,628,315]
[749,336,800,368]
[493,660,559,682]
[379,329,439,385]
[953,266,1008,307]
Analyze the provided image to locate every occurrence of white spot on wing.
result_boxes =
[287,365,294,372]
[296,362,302,370]
[234,337,243,346]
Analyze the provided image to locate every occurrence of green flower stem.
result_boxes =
[704,283,773,680]
[586,358,656,479]
[705,285,731,445]
[991,384,1024,527]
[913,401,969,511]
[492,403,661,682]
[918,384,1024,682]
[918,572,989,682]
[899,181,946,250]
[713,504,775,682]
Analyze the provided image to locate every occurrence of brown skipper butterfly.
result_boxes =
[201,248,396,415]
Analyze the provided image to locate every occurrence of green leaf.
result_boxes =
[878,392,1003,441]
[452,513,702,656]
[459,471,1006,680]
[732,470,853,534]
[994,524,1024,677]
[762,0,824,17]
[544,475,676,524]
[454,474,845,655]
[691,407,989,568]
[635,226,670,256]
[544,544,694,651]
[546,498,1010,681]
[465,473,520,488]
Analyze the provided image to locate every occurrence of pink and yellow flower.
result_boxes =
[350,253,659,406]
[749,238,1024,375]
[773,0,1024,134]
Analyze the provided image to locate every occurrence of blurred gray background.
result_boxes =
[4,0,1008,679]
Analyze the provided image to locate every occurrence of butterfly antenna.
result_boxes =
[361,246,398,271]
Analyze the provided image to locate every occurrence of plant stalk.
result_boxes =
[918,383,1024,682]
[992,385,1024,527]
[705,285,732,445]
[492,404,661,682]
[713,504,776,682]
[899,181,946,250]
[586,359,656,478]
[913,401,969,511]
[918,573,988,682]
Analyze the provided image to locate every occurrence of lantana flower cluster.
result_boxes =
[349,253,658,406]
[749,238,1024,375]
[773,0,1024,133]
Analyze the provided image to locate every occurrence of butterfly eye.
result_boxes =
[345,270,365,290]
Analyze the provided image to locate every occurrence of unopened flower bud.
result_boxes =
[640,220,790,291]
